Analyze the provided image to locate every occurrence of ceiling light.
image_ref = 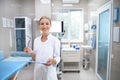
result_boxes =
[62,0,79,4]
[63,4,73,6]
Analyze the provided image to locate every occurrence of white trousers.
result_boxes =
[34,64,57,80]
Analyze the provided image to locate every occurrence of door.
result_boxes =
[96,2,111,80]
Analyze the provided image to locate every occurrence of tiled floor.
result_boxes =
[79,69,98,80]
[61,68,98,80]
[17,63,98,80]
[17,63,34,80]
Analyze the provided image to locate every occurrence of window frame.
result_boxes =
[52,8,84,43]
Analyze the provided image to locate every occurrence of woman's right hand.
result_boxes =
[24,47,33,54]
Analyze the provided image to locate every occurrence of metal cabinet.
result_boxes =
[14,17,32,51]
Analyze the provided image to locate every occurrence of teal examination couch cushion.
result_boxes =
[11,51,31,57]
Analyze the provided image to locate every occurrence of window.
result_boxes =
[53,9,84,42]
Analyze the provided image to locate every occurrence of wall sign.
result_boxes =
[113,7,119,22]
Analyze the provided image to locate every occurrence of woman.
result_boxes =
[24,16,61,80]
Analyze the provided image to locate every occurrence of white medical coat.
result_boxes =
[33,34,60,80]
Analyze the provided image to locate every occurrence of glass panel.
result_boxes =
[16,30,26,51]
[97,9,110,80]
[57,12,69,39]
[15,18,25,28]
[70,10,83,41]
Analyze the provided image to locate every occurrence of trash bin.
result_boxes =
[83,58,90,70]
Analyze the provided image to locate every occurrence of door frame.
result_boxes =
[96,1,112,80]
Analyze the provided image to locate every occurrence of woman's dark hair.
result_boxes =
[39,16,51,25]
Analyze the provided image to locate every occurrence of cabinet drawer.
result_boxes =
[62,51,78,54]
[62,54,80,62]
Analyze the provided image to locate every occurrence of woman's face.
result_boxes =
[39,18,51,34]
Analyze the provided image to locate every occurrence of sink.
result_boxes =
[62,48,76,51]
[81,45,92,50]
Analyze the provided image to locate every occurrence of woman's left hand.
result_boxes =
[45,59,56,66]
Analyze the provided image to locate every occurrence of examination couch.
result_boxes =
[0,51,32,80]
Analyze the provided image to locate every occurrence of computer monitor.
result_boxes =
[50,21,64,33]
